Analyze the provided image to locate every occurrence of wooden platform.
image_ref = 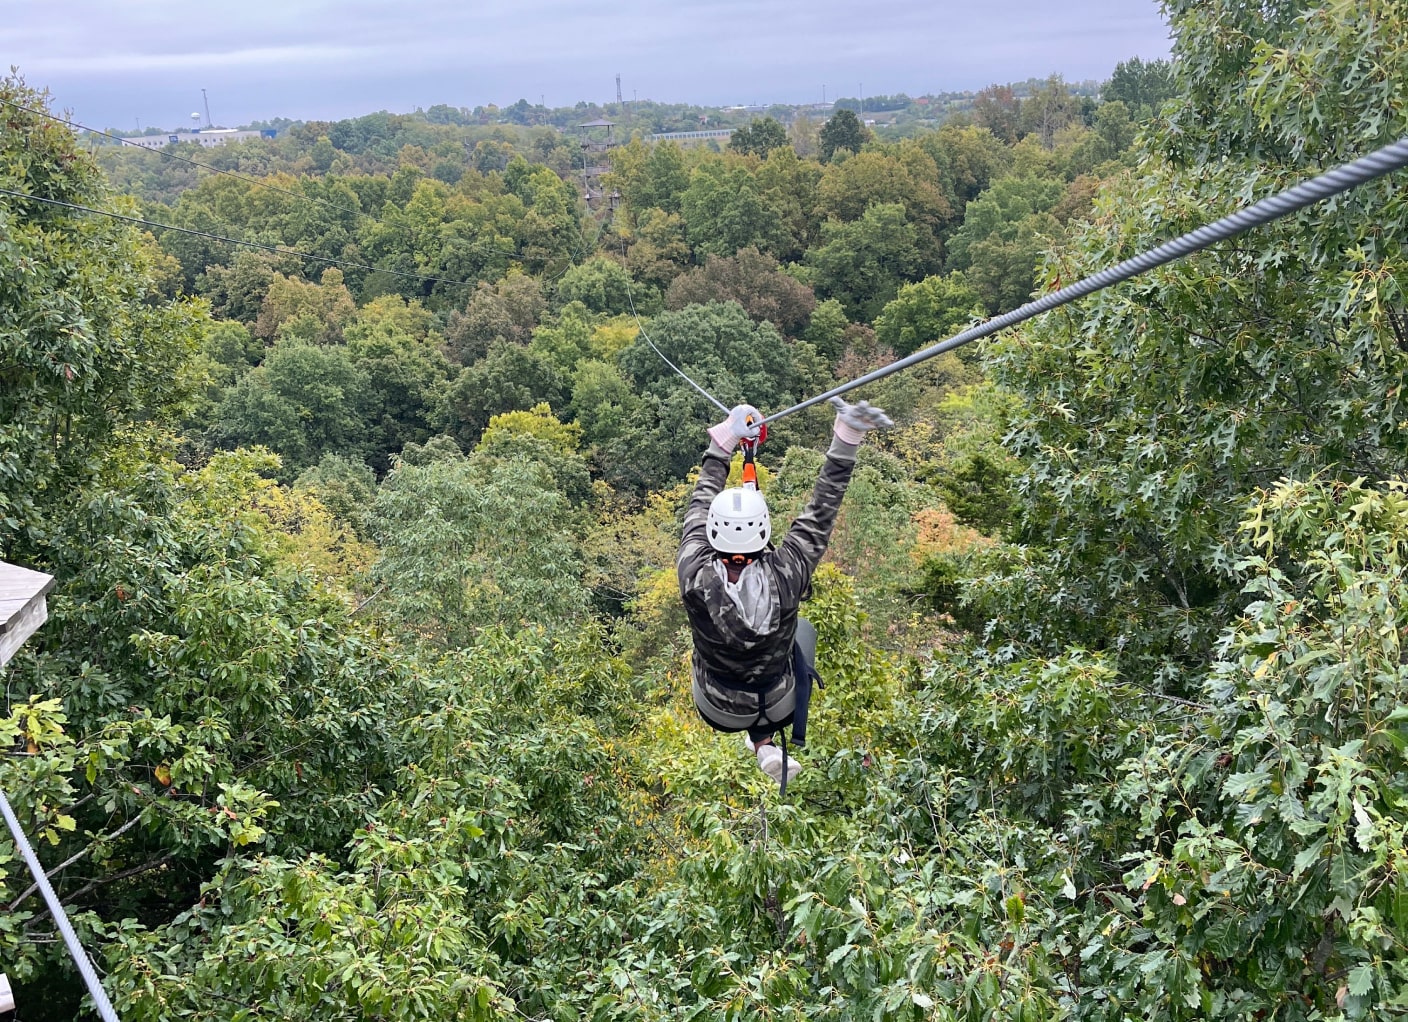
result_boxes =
[0,561,56,668]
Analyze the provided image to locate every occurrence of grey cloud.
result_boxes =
[1,0,1170,127]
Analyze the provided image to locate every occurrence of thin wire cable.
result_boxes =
[0,790,120,1022]
[624,268,729,414]
[0,187,475,289]
[764,136,1408,424]
[6,100,376,224]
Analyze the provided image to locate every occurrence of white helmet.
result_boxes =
[707,487,771,554]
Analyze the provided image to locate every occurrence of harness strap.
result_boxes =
[779,729,790,797]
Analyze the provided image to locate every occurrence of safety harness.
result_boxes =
[734,422,820,795]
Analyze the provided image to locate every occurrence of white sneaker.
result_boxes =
[755,743,802,785]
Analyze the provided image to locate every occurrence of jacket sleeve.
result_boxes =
[773,437,859,602]
[677,443,733,595]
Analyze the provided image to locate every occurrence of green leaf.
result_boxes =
[1347,964,1373,998]
[826,944,855,967]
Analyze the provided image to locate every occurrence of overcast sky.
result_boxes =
[4,0,1171,130]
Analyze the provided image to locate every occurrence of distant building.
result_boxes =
[648,128,734,143]
[120,128,275,150]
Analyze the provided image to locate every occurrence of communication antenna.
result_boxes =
[616,73,623,107]
[201,87,213,128]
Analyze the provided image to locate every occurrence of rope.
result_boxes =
[0,790,120,1021]
[763,136,1408,424]
[0,188,474,289]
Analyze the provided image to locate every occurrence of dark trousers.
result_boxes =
[696,618,821,744]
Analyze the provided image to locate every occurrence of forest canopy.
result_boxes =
[3,3,1408,1018]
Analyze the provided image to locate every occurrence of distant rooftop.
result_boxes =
[578,118,615,128]
[115,128,275,150]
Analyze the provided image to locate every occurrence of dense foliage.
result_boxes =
[3,2,1407,1018]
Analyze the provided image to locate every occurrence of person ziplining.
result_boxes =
[677,396,892,789]
[656,137,1408,794]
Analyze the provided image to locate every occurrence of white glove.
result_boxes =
[830,397,892,445]
[708,404,763,452]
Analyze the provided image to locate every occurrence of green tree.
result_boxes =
[605,138,689,220]
[505,161,583,275]
[568,359,642,450]
[819,108,870,162]
[802,298,850,361]
[211,339,372,475]
[915,124,1013,217]
[1094,100,1136,157]
[436,340,564,447]
[254,268,357,343]
[664,246,816,335]
[614,301,802,487]
[816,145,954,272]
[1019,74,1079,149]
[642,140,690,214]
[728,117,789,157]
[970,84,1022,143]
[946,175,1065,313]
[476,403,592,504]
[343,297,454,470]
[753,144,825,260]
[789,112,819,158]
[874,272,984,356]
[370,442,587,644]
[804,203,922,322]
[197,250,279,324]
[979,0,1408,676]
[680,159,788,259]
[294,452,378,535]
[526,301,598,376]
[555,256,651,316]
[445,271,546,365]
[0,74,204,555]
[198,319,262,386]
[622,208,692,289]
[1103,56,1176,117]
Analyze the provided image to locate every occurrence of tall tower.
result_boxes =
[616,74,623,107]
[576,117,618,209]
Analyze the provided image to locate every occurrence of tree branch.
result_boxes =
[22,852,176,928]
[8,814,144,912]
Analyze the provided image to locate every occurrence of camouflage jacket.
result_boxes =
[677,438,858,716]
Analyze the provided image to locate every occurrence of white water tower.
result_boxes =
[190,112,201,131]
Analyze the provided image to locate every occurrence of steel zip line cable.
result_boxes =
[763,136,1408,425]
[0,791,120,1022]
[0,188,477,289]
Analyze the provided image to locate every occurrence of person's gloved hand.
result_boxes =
[830,397,893,445]
[708,403,763,452]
